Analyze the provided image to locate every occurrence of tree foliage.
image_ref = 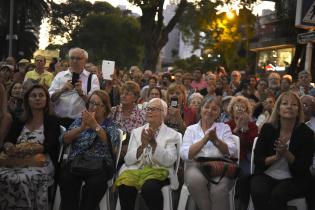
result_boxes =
[177,0,257,71]
[50,0,120,42]
[0,0,50,60]
[65,13,143,68]
[50,0,143,69]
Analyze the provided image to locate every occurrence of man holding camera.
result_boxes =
[49,48,100,128]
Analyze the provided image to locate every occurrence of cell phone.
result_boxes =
[72,72,80,85]
[170,96,178,108]
[102,60,115,80]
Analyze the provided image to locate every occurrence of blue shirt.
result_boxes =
[66,117,120,167]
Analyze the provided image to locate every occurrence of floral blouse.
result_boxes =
[111,104,146,134]
[66,118,120,167]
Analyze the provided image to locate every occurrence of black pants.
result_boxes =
[118,179,169,210]
[250,174,309,210]
[59,163,112,210]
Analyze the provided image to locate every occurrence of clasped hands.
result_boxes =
[274,136,289,156]
[80,110,99,131]
[204,127,219,146]
[140,128,157,149]
[234,114,250,133]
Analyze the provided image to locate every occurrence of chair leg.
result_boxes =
[177,184,190,210]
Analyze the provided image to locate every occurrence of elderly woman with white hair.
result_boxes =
[115,98,181,210]
[188,92,204,113]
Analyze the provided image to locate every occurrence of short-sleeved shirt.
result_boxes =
[24,70,53,87]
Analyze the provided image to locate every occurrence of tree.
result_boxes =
[177,0,257,71]
[50,1,143,68]
[64,13,143,69]
[128,0,188,70]
[0,0,50,60]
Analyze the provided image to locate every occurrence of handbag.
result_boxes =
[70,134,114,176]
[196,157,241,184]
[70,153,105,176]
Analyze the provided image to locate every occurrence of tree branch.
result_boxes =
[160,0,188,46]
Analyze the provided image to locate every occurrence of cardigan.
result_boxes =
[3,115,61,171]
[254,123,314,179]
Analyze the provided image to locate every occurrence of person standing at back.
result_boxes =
[24,55,53,88]
[49,48,100,128]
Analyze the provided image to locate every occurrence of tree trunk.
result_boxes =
[140,0,188,71]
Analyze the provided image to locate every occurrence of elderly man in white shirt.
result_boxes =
[49,48,99,128]
[180,96,237,210]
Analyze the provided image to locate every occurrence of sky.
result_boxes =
[38,0,275,49]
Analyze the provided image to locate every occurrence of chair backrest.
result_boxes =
[250,137,258,174]
[58,126,67,162]
[174,133,183,174]
[115,129,124,169]
[231,135,240,164]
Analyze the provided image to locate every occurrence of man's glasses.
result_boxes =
[70,56,83,61]
[89,101,104,107]
[145,107,163,112]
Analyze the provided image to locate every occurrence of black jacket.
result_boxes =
[254,123,314,179]
[4,115,61,173]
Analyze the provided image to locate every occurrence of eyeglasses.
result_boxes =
[70,56,83,61]
[121,91,134,97]
[89,101,104,107]
[145,107,163,112]
[234,104,246,111]
[35,60,45,62]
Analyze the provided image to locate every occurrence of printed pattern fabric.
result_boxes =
[0,126,54,210]
[111,104,145,133]
[67,117,120,167]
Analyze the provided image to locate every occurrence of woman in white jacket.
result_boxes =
[115,98,181,210]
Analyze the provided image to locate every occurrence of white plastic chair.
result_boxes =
[248,138,307,210]
[53,128,124,210]
[177,135,240,210]
[99,129,124,210]
[116,133,182,210]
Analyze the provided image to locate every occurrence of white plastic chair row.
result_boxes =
[247,138,307,210]
[116,133,182,210]
[177,135,240,210]
[53,128,125,210]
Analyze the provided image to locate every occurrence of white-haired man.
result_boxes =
[49,48,100,128]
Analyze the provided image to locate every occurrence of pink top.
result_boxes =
[191,80,207,91]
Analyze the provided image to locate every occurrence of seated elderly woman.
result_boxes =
[180,96,237,210]
[0,84,60,210]
[226,95,258,173]
[115,98,181,210]
[250,91,314,210]
[59,90,120,210]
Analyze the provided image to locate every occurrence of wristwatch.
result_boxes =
[95,126,102,132]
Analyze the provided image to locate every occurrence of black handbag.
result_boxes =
[70,153,105,176]
[70,135,114,176]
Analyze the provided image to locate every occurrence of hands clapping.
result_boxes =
[204,127,219,144]
[80,110,99,131]
[141,128,157,148]
[274,136,289,156]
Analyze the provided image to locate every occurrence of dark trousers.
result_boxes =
[59,163,112,210]
[118,179,169,210]
[250,174,308,210]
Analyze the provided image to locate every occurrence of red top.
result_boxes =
[226,120,258,161]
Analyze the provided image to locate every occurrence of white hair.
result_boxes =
[69,47,88,60]
[148,98,168,118]
[188,93,204,105]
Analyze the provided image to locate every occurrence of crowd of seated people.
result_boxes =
[1,49,315,210]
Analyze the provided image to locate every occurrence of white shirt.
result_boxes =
[180,122,237,160]
[265,141,292,180]
[48,69,100,119]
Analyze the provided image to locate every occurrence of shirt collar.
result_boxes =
[65,68,89,77]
